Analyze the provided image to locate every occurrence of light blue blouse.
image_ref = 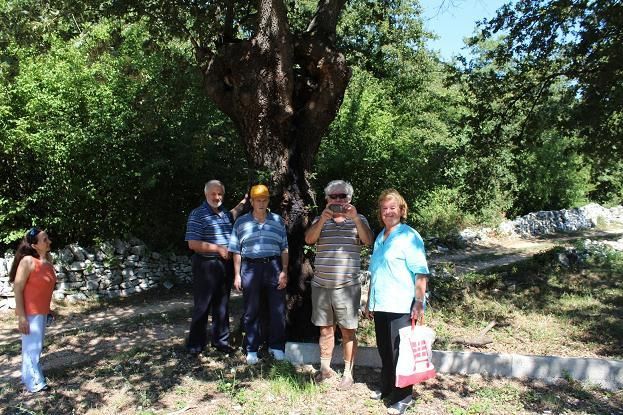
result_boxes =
[368,223,429,313]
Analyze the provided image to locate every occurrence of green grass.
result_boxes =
[361,245,623,359]
[2,244,623,414]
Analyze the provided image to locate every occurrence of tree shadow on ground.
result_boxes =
[441,247,623,358]
[0,296,301,415]
[411,373,623,415]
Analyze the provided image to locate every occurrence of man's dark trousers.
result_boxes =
[187,255,233,350]
[240,259,286,352]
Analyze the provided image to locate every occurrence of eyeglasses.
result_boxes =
[26,228,40,243]
[328,193,348,200]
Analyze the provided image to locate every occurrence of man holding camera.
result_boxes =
[305,180,374,390]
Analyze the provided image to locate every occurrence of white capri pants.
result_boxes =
[21,314,47,392]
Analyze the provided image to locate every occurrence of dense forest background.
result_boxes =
[1,0,621,252]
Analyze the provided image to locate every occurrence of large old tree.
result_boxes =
[5,0,354,337]
[117,0,351,338]
[197,1,350,338]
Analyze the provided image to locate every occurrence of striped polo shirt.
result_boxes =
[185,201,234,258]
[228,212,288,258]
[311,215,369,288]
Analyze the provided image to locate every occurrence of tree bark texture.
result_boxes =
[197,0,351,340]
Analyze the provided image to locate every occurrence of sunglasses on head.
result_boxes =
[328,193,348,200]
[26,228,41,244]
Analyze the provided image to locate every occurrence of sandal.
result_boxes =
[313,369,336,383]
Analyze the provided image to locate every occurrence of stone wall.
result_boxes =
[0,238,191,311]
[499,203,623,237]
[460,203,623,244]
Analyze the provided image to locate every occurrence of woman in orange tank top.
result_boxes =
[9,228,57,393]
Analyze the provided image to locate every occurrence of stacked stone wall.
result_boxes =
[0,239,191,311]
[500,203,623,237]
[460,204,623,244]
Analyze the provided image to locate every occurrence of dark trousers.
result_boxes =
[374,312,413,403]
[241,259,286,352]
[187,255,233,350]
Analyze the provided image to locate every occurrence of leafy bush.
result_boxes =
[412,187,468,244]
[514,130,593,214]
[0,19,245,251]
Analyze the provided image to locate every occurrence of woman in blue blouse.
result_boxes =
[365,189,429,415]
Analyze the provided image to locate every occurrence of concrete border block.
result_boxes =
[511,354,623,390]
[432,350,513,378]
[285,343,382,368]
[285,342,623,390]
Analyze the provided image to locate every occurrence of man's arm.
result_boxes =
[277,250,289,290]
[231,194,249,221]
[305,209,333,244]
[187,240,229,259]
[352,215,374,246]
[233,253,242,291]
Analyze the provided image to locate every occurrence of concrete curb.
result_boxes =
[285,343,623,391]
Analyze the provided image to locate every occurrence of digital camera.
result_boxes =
[328,204,344,213]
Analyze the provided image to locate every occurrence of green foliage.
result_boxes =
[467,0,623,206]
[412,187,467,243]
[315,56,468,232]
[515,130,593,213]
[0,17,245,250]
[1,0,620,252]
[577,241,623,272]
[338,0,429,83]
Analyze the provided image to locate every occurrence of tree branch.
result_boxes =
[223,0,234,43]
[306,0,348,43]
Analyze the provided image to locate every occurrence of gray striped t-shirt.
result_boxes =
[311,214,369,288]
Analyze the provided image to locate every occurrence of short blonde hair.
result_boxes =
[377,189,408,225]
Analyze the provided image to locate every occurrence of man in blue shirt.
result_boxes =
[185,180,246,355]
[229,184,289,365]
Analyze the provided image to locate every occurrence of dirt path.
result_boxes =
[429,226,623,272]
[1,226,622,387]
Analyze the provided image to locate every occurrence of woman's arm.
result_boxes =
[411,274,428,322]
[13,256,34,334]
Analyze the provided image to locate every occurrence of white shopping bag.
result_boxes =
[395,318,436,387]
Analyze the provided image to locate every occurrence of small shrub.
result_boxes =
[413,187,467,245]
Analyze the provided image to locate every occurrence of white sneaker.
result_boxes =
[246,352,259,365]
[269,348,285,361]
[387,395,413,415]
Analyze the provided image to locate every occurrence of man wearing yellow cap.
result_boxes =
[228,184,289,365]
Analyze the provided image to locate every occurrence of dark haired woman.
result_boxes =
[9,228,57,393]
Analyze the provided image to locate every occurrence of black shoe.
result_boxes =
[187,346,203,356]
[214,345,236,354]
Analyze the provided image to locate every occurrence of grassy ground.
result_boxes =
[360,244,623,359]
[2,343,622,415]
[1,243,622,414]
[427,244,623,359]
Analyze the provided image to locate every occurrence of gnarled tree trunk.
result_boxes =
[197,0,350,340]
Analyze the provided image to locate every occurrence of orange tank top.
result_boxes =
[23,257,57,315]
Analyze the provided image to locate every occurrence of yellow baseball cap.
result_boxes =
[250,184,269,199]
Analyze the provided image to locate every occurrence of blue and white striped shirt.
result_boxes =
[185,202,234,257]
[228,212,288,258]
